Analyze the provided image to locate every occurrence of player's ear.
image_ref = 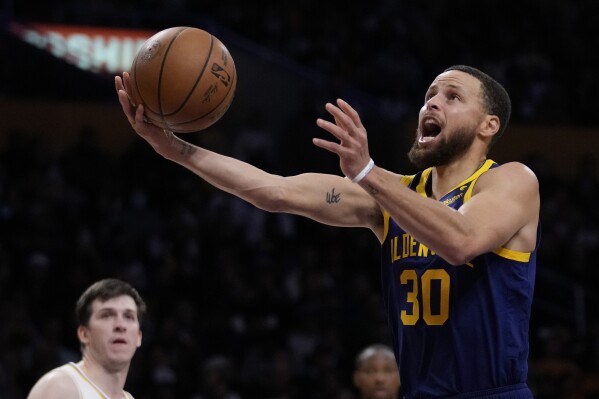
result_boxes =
[137,330,142,348]
[479,115,500,139]
[77,325,90,345]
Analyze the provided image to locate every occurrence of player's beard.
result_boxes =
[407,125,477,169]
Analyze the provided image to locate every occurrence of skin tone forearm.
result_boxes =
[116,74,383,234]
[156,130,286,202]
[116,76,287,207]
[162,131,383,231]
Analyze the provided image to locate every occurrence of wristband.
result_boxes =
[351,158,375,183]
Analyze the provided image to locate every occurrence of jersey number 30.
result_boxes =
[400,269,450,325]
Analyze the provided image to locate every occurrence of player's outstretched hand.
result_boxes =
[115,72,182,159]
[314,99,372,181]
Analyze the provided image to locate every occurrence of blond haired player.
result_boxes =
[27,278,146,399]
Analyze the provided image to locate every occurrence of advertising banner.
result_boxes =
[8,22,156,74]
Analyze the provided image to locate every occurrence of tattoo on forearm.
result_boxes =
[367,185,379,195]
[179,142,196,156]
[326,188,341,204]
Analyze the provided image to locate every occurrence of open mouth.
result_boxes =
[419,118,442,143]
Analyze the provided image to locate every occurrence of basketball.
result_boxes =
[129,26,237,133]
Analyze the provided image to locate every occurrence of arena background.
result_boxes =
[1,1,598,398]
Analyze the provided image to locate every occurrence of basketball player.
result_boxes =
[353,344,401,399]
[27,278,146,399]
[116,64,540,398]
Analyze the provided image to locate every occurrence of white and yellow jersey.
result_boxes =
[57,362,135,399]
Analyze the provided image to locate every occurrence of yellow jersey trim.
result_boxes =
[463,159,496,202]
[493,247,531,262]
[409,159,495,201]
[414,169,432,197]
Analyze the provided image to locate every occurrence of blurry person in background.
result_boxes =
[353,344,400,399]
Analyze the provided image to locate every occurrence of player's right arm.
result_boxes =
[116,74,384,238]
[27,369,79,399]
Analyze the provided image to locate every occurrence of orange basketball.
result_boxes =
[129,26,237,133]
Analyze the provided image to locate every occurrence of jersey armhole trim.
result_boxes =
[493,247,531,262]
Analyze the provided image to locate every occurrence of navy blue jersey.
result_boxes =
[380,160,538,398]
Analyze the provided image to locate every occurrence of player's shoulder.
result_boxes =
[27,365,79,399]
[472,161,539,202]
[494,161,537,175]
[484,161,539,188]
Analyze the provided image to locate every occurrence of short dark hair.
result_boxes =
[444,65,511,148]
[75,278,147,326]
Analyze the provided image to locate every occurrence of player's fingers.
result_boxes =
[117,89,137,124]
[324,103,348,131]
[122,71,131,90]
[325,102,360,139]
[135,104,146,125]
[312,137,345,156]
[119,72,137,108]
[316,117,348,142]
[336,99,364,129]
[115,75,124,92]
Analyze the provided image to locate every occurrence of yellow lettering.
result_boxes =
[418,243,429,257]
[400,269,419,325]
[391,236,402,262]
[400,269,450,326]
[391,234,436,261]
[422,269,450,325]
[402,233,411,258]
[409,235,417,257]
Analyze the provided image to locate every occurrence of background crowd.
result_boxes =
[1,1,599,398]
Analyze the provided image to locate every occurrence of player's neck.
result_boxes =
[430,154,487,199]
[78,359,129,399]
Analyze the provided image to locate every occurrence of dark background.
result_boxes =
[1,1,598,398]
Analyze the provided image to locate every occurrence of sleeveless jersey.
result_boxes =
[380,160,538,398]
[58,362,135,399]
